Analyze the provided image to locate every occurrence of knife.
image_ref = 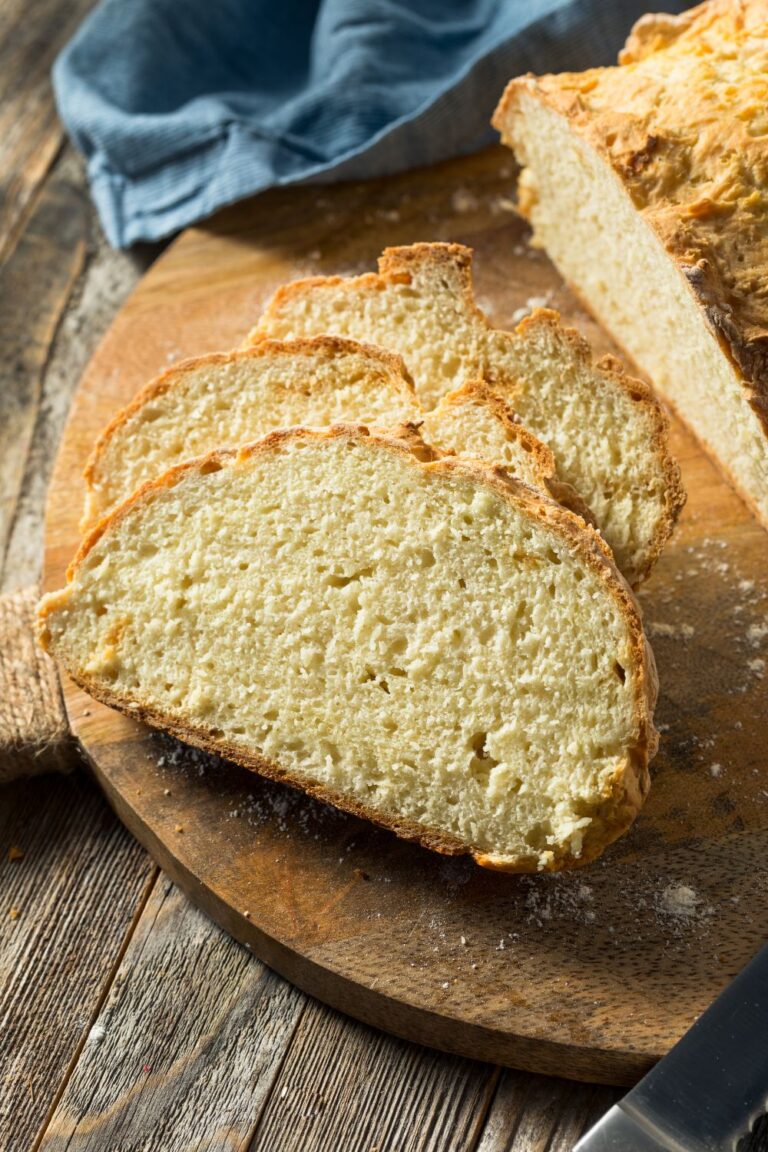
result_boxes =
[574,941,768,1151]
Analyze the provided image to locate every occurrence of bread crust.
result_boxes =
[250,242,685,585]
[40,424,657,873]
[431,379,596,527]
[83,336,419,527]
[493,0,768,435]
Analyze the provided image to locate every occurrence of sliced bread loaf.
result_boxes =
[492,1,768,528]
[249,243,685,586]
[39,425,657,872]
[81,336,577,528]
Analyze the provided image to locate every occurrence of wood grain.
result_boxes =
[248,1001,497,1152]
[39,881,305,1152]
[0,0,96,264]
[0,772,154,1152]
[476,1071,620,1151]
[1,148,163,594]
[0,154,87,579]
[41,146,768,1084]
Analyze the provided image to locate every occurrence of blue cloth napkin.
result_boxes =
[54,0,689,249]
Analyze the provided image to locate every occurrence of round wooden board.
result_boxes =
[43,147,768,1085]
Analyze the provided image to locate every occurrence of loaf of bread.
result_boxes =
[82,336,583,527]
[39,425,657,872]
[250,243,684,585]
[493,0,768,527]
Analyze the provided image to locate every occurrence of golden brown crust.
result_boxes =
[39,424,657,873]
[493,0,768,432]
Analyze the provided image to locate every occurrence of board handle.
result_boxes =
[0,585,73,783]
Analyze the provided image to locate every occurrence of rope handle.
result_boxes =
[0,585,73,783]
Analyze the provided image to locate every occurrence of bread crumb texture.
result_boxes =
[83,337,421,526]
[251,243,683,586]
[40,427,656,872]
[493,0,768,525]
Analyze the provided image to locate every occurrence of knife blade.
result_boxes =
[574,941,768,1152]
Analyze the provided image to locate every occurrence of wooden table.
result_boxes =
[1,4,767,1150]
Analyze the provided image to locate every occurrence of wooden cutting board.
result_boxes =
[42,146,768,1086]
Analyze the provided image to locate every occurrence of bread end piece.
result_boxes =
[493,1,768,528]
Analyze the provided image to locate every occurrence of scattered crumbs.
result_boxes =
[497,939,506,950]
[442,981,450,989]
[648,621,695,640]
[748,657,766,678]
[354,868,370,881]
[710,763,723,778]
[280,1085,288,1099]
[490,194,518,215]
[451,188,479,213]
[244,910,251,920]
[739,579,755,594]
[88,1022,106,1045]
[8,845,23,862]
[471,962,478,970]
[524,877,595,927]
[460,935,467,946]
[8,906,20,920]
[748,621,768,646]
[174,824,184,834]
[656,884,703,922]
[163,789,171,796]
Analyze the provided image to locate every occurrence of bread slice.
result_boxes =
[82,337,421,527]
[492,1,768,528]
[249,243,685,586]
[81,335,580,529]
[424,380,593,524]
[39,425,657,872]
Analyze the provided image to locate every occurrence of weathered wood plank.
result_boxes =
[0,152,88,583]
[39,881,306,1152]
[0,771,155,1152]
[0,0,96,263]
[1,149,164,592]
[248,1000,497,1152]
[476,1070,768,1151]
[475,1069,620,1152]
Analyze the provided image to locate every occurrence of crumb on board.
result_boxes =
[656,884,703,921]
[8,845,23,862]
[648,621,695,640]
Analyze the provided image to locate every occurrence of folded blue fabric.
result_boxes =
[54,0,689,249]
